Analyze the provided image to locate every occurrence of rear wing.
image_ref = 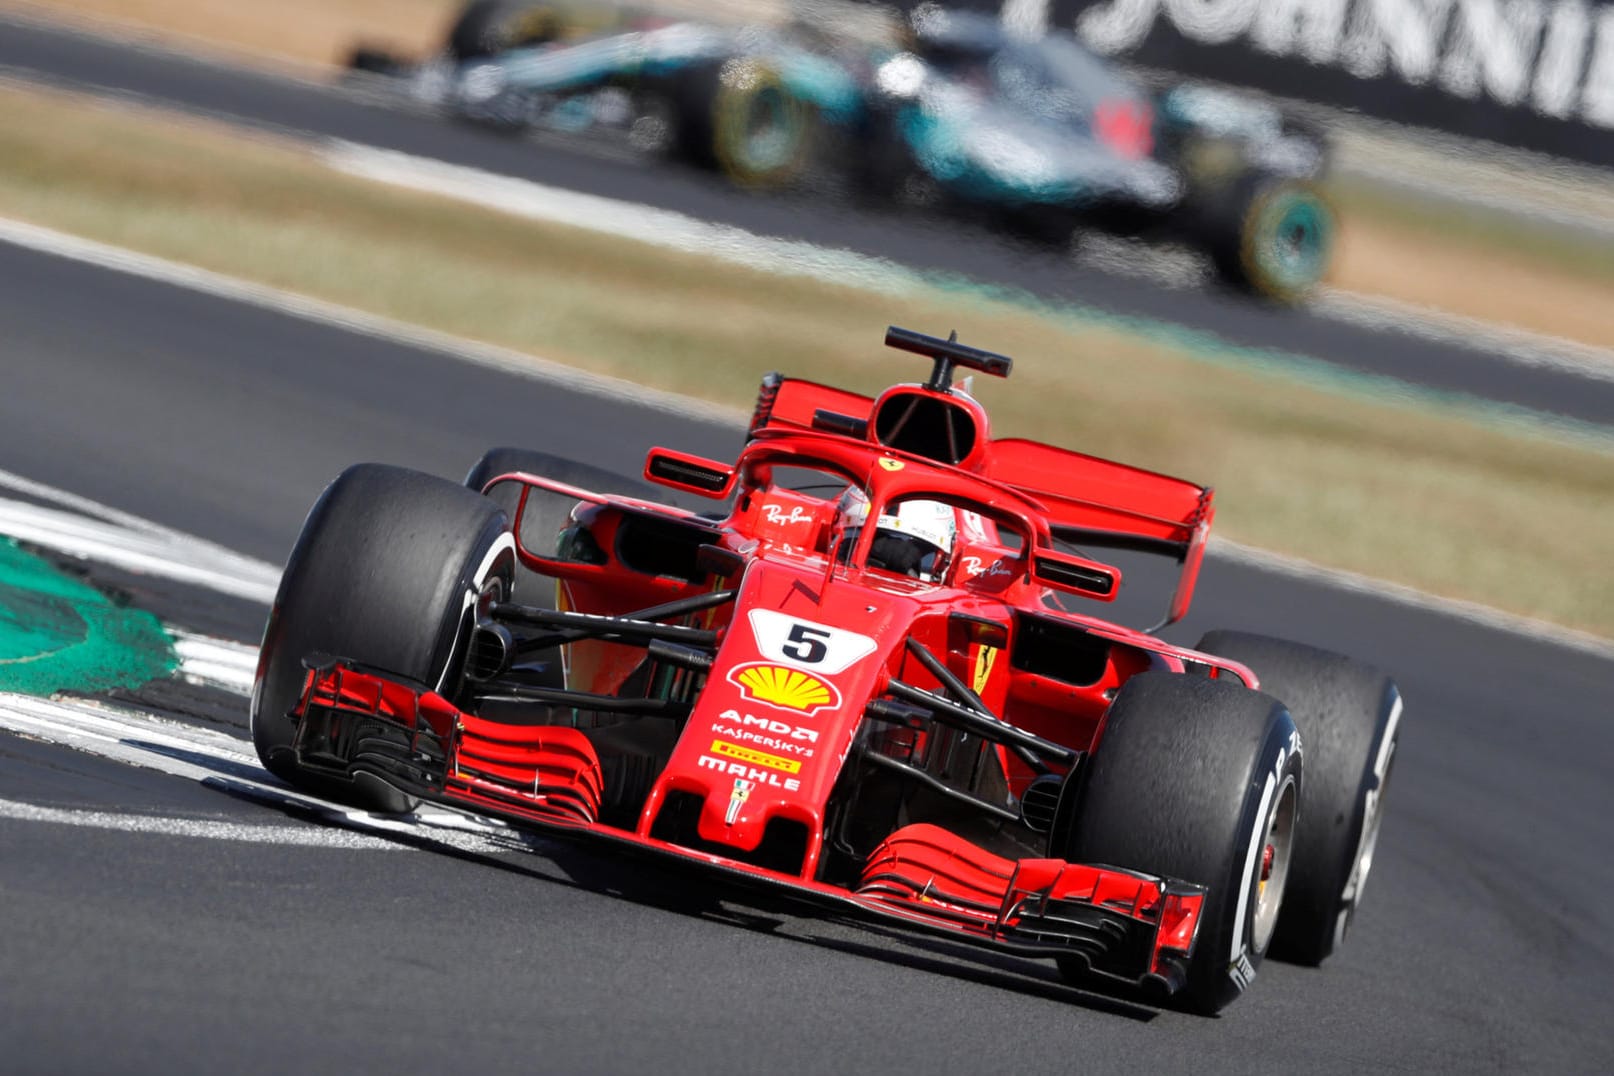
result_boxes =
[988,439,1211,557]
[748,374,1214,626]
[990,439,1213,629]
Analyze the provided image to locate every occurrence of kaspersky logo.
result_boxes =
[727,662,841,716]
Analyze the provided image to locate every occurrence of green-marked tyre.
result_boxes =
[710,59,816,189]
[250,464,514,810]
[1207,173,1334,303]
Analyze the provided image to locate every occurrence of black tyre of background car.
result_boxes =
[1052,671,1302,1014]
[673,58,815,188]
[1204,170,1334,303]
[446,0,560,62]
[250,464,514,809]
[1195,630,1401,965]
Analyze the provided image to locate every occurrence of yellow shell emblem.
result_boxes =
[729,663,840,715]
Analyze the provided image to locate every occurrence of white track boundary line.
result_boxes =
[0,215,1609,661]
[0,493,279,603]
[1207,539,1614,662]
[1313,291,1614,384]
[168,630,259,695]
[0,216,745,428]
[322,141,923,295]
[0,794,402,849]
[0,692,535,853]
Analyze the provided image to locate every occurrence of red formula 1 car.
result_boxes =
[250,327,1401,1013]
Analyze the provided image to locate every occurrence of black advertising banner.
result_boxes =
[998,0,1614,167]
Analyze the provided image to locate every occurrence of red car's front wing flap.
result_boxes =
[291,663,1204,995]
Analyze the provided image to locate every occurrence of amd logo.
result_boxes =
[1072,0,1614,127]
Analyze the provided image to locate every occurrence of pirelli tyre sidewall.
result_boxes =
[709,58,816,189]
[250,463,514,809]
[1195,630,1402,965]
[1055,671,1302,1014]
[1208,172,1334,303]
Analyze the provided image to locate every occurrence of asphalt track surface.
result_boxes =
[3,234,1614,1074]
[4,15,1614,429]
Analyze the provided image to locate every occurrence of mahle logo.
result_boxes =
[728,662,841,716]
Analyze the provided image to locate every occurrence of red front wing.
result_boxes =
[293,662,1205,993]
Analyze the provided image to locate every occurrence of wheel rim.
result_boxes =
[1252,772,1298,952]
[740,86,796,169]
[1336,698,1401,944]
[1246,187,1332,298]
[714,61,808,185]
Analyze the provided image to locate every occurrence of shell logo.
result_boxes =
[728,662,841,716]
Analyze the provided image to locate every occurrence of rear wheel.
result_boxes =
[1053,671,1302,1013]
[1195,630,1401,964]
[1204,171,1333,303]
[250,464,514,809]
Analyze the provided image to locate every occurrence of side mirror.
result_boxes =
[1030,548,1120,602]
[644,448,736,499]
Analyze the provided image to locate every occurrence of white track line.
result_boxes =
[0,794,404,849]
[1313,291,1614,384]
[0,216,745,428]
[0,486,281,604]
[322,141,922,295]
[169,630,259,694]
[1208,539,1614,662]
[0,691,537,854]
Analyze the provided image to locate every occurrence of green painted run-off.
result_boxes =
[0,538,176,696]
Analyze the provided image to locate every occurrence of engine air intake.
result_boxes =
[872,390,979,465]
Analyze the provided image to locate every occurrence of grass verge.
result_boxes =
[1330,177,1614,351]
[0,82,1609,637]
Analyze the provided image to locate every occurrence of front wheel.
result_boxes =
[1052,672,1302,1013]
[250,464,514,809]
[701,59,817,189]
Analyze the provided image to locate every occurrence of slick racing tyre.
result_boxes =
[250,464,514,810]
[707,58,816,188]
[1205,171,1333,303]
[1195,631,1402,965]
[446,1,562,61]
[1053,672,1302,1014]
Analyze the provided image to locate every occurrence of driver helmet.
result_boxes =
[838,489,956,582]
